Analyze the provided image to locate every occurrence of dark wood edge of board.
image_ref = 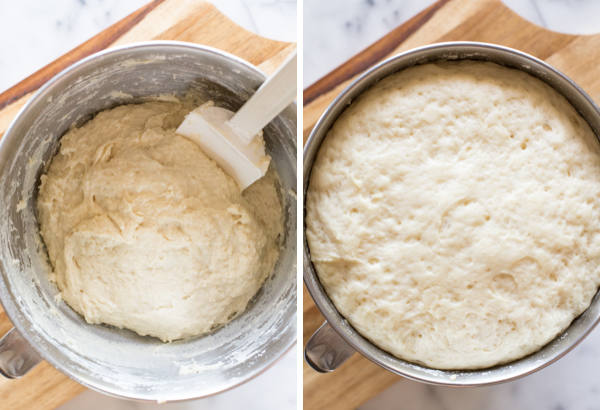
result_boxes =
[0,0,166,111]
[303,0,451,106]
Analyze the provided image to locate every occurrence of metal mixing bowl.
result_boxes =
[303,41,600,386]
[0,41,297,401]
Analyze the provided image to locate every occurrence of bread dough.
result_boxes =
[38,101,283,342]
[306,61,600,369]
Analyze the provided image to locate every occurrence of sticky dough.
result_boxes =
[38,101,283,342]
[306,61,600,369]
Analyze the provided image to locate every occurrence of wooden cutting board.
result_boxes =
[303,0,600,409]
[0,1,294,409]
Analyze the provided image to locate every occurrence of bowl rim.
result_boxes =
[0,40,297,401]
[303,40,600,386]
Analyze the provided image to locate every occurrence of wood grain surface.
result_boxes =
[303,0,600,408]
[0,1,293,408]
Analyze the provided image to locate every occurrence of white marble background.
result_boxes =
[304,0,600,88]
[304,1,600,409]
[0,1,297,409]
[363,330,600,410]
[0,0,297,94]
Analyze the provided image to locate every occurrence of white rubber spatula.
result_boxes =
[176,49,297,191]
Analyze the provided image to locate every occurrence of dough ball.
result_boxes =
[38,101,283,342]
[306,61,600,369]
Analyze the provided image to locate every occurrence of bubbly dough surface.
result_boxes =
[306,61,600,369]
[38,101,283,342]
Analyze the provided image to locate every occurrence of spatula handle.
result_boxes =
[227,49,297,144]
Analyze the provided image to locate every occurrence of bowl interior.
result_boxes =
[303,42,600,386]
[0,42,297,401]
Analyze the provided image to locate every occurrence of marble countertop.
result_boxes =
[304,1,600,410]
[0,1,296,410]
[304,0,600,88]
[362,327,600,410]
[0,0,297,94]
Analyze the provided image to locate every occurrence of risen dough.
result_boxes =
[306,61,600,369]
[38,101,283,342]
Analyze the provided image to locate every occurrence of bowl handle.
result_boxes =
[0,327,42,379]
[305,321,356,372]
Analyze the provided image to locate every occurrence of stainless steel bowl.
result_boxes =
[303,41,600,386]
[0,41,297,401]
